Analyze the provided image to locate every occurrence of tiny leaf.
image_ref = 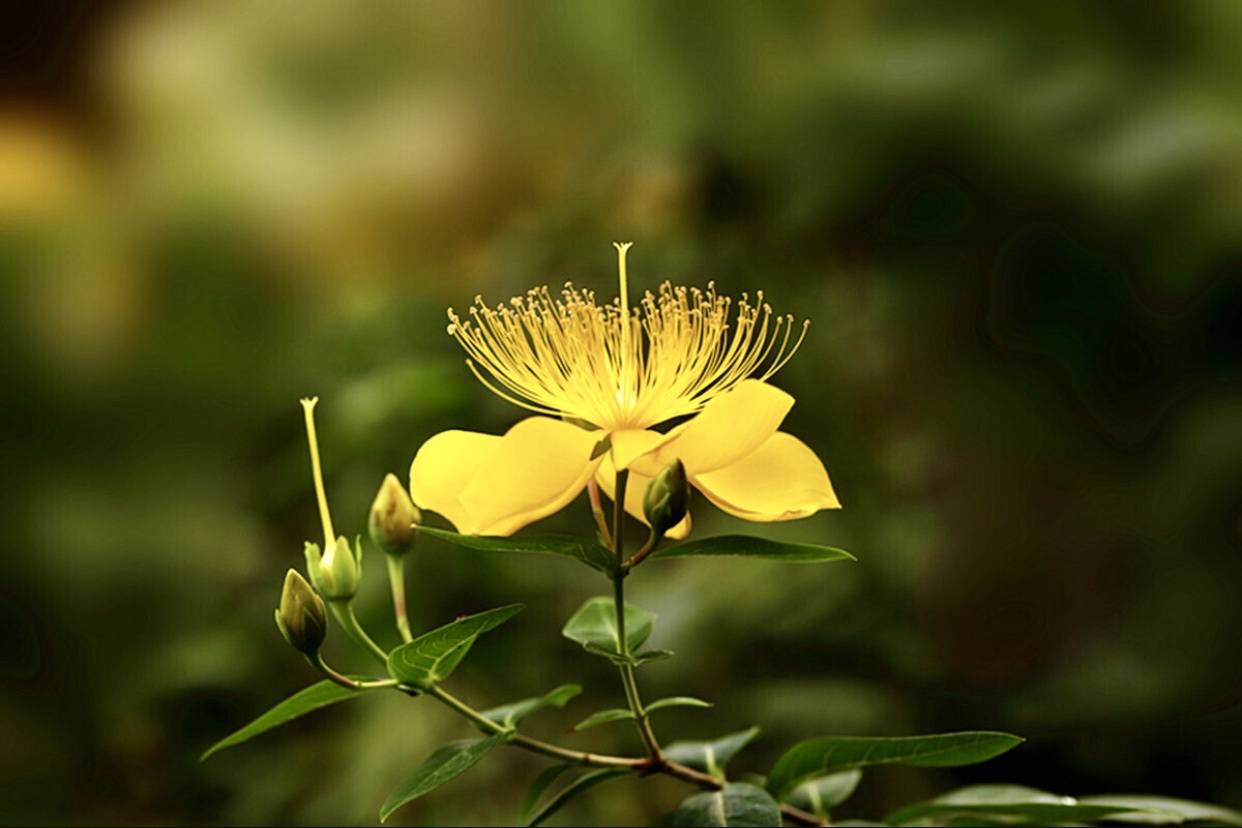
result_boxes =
[654,535,854,564]
[571,708,636,732]
[388,604,524,689]
[1077,794,1242,826]
[562,596,655,655]
[418,526,617,574]
[766,732,1024,798]
[647,696,713,713]
[379,735,504,822]
[200,679,374,760]
[480,684,583,730]
[673,782,782,827]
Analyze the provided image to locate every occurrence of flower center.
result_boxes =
[446,244,808,431]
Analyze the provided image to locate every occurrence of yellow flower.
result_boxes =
[409,244,840,537]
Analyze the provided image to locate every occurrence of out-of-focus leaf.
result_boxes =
[883,784,1173,826]
[526,768,633,827]
[379,735,504,822]
[653,535,854,564]
[562,596,655,655]
[200,678,375,760]
[480,684,582,729]
[665,727,762,779]
[766,732,1024,797]
[672,782,782,827]
[783,769,864,817]
[519,763,574,824]
[1077,794,1242,825]
[387,604,524,689]
[418,527,617,574]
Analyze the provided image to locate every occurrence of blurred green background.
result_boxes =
[3,1,1241,825]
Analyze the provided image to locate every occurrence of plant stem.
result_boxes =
[385,553,414,643]
[421,683,825,824]
[587,479,613,548]
[610,470,665,763]
[328,600,389,666]
[309,653,398,690]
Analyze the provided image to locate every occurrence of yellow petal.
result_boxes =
[636,380,794,477]
[596,456,692,540]
[609,428,667,472]
[691,431,840,521]
[409,429,502,534]
[460,417,604,536]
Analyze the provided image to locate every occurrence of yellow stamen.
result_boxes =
[300,397,335,546]
[445,245,809,433]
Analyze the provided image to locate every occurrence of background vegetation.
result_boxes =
[2,1,1240,825]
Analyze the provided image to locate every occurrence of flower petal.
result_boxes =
[460,417,604,536]
[409,429,503,535]
[691,431,840,521]
[609,428,667,472]
[596,457,691,540]
[634,380,794,477]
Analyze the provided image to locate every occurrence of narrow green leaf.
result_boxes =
[766,732,1024,798]
[562,596,655,654]
[883,784,1163,827]
[519,763,575,824]
[480,684,583,729]
[647,696,713,713]
[632,648,675,666]
[654,535,855,564]
[200,678,374,760]
[783,769,863,817]
[673,782,782,827]
[665,727,762,779]
[1077,794,1242,826]
[379,735,504,822]
[526,768,633,827]
[418,526,617,574]
[571,708,636,732]
[388,604,524,689]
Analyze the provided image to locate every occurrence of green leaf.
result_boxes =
[519,763,575,824]
[562,596,655,655]
[647,696,713,713]
[200,678,374,760]
[673,782,782,827]
[388,604,524,689]
[418,526,617,574]
[665,727,762,779]
[883,784,1169,827]
[571,708,636,732]
[526,767,633,827]
[654,535,855,564]
[1076,794,1242,826]
[580,642,673,667]
[766,732,1024,798]
[783,769,864,817]
[632,648,675,665]
[379,735,504,822]
[480,684,583,729]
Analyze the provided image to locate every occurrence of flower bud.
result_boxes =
[275,568,327,655]
[643,458,690,540]
[368,473,421,555]
[306,535,362,601]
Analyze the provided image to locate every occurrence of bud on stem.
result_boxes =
[642,458,690,543]
[275,569,327,655]
[368,473,421,556]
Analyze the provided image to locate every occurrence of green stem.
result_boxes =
[610,471,664,763]
[328,600,389,665]
[309,652,398,690]
[385,553,414,643]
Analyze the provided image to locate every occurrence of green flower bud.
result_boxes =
[275,568,327,655]
[307,535,362,601]
[643,458,690,540]
[368,473,421,555]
